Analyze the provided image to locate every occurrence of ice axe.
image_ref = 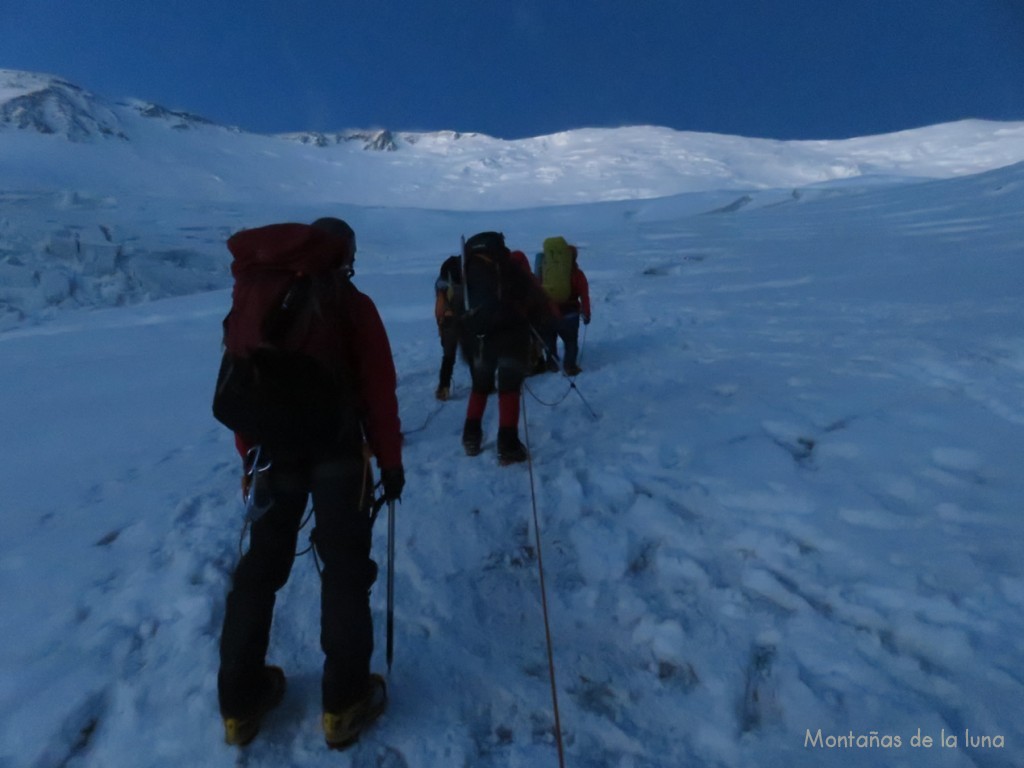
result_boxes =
[369,492,397,673]
[386,499,396,673]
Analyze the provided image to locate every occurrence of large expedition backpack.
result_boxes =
[212,223,357,457]
[539,236,574,304]
[460,231,510,335]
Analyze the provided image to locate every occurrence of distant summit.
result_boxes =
[0,69,240,143]
[0,69,127,142]
[0,70,417,150]
[0,69,495,151]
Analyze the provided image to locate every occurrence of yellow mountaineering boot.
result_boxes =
[323,674,388,750]
[222,666,286,747]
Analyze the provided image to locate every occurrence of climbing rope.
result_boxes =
[521,394,567,768]
[401,399,446,437]
[527,325,600,421]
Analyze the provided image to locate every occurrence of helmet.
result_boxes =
[464,231,507,256]
[311,217,356,275]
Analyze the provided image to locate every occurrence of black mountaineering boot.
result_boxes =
[497,426,528,465]
[462,418,483,456]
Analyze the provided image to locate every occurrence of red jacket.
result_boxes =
[339,287,403,471]
[569,266,591,318]
[509,250,532,274]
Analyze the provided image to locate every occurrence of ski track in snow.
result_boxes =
[2,163,1024,767]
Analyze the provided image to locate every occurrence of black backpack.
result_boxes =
[460,231,510,335]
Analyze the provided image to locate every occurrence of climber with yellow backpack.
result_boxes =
[534,236,591,376]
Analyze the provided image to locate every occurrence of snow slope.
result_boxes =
[1,71,1023,767]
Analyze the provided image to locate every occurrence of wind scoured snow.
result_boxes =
[1,72,1023,768]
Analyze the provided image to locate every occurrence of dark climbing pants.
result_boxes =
[438,316,459,389]
[460,325,530,395]
[218,451,377,715]
[542,311,581,371]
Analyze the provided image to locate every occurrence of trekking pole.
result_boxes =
[529,324,560,368]
[459,235,470,314]
[386,499,396,673]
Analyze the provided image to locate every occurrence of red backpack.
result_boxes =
[212,223,358,457]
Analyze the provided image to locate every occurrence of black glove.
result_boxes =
[381,466,405,502]
[582,313,591,325]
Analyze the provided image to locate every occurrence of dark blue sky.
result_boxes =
[5,0,1024,140]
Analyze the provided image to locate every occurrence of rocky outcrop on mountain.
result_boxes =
[281,128,487,151]
[130,102,225,131]
[281,128,400,151]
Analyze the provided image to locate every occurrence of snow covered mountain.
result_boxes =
[3,69,1024,333]
[1,69,1023,768]
[4,68,1024,204]
[0,70,128,142]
